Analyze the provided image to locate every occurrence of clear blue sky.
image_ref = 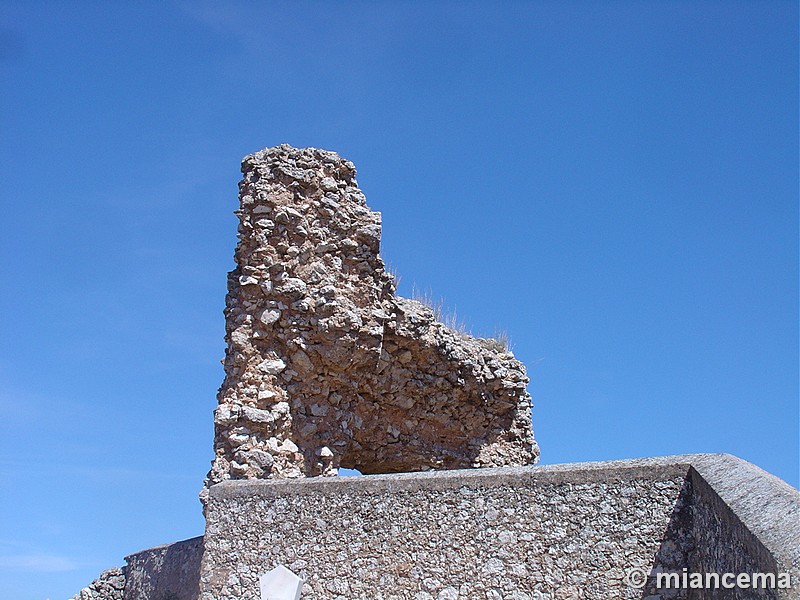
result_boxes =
[1,2,797,599]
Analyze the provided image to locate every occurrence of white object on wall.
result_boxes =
[259,564,303,600]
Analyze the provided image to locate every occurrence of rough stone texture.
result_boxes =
[198,455,799,600]
[74,454,799,600]
[687,476,778,599]
[199,458,698,600]
[206,145,538,485]
[123,536,203,600]
[71,568,125,600]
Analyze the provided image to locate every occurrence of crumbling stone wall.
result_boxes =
[71,567,125,600]
[206,145,538,485]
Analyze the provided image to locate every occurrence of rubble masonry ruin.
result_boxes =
[205,145,539,486]
[72,146,799,600]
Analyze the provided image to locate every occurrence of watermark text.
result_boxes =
[624,567,792,590]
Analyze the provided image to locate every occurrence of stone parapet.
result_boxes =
[74,454,800,600]
[197,454,799,600]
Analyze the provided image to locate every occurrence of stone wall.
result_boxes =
[198,455,799,600]
[123,536,203,600]
[206,145,538,486]
[73,454,799,600]
[687,475,776,600]
[200,459,695,600]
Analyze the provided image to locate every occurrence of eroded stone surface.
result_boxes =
[206,145,538,484]
[70,567,125,600]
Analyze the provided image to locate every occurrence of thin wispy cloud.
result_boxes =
[68,464,198,484]
[0,553,80,572]
[0,459,198,483]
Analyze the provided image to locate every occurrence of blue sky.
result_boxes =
[0,2,797,599]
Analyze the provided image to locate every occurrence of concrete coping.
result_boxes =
[209,453,698,499]
[687,454,800,576]
[124,535,203,563]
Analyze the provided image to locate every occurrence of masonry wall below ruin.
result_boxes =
[72,455,800,600]
[198,455,799,600]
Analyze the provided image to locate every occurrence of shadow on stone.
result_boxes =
[123,536,203,600]
[640,473,694,599]
[640,460,799,600]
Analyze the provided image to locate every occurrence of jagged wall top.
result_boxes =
[206,145,538,486]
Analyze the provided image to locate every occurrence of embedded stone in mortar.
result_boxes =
[206,144,539,484]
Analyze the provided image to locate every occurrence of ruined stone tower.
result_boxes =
[206,145,538,485]
[72,147,800,600]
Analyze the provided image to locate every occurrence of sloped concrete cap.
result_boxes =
[688,453,800,588]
